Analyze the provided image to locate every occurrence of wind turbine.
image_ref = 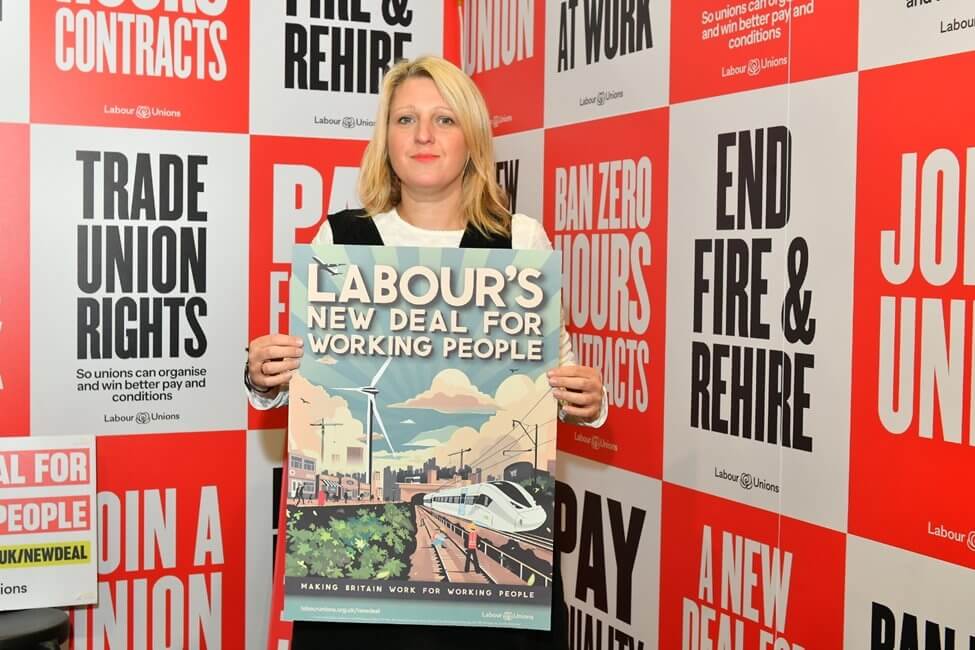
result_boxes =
[334,356,395,489]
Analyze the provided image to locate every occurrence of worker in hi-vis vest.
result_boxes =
[464,523,481,572]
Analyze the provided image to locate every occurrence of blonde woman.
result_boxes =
[247,56,607,649]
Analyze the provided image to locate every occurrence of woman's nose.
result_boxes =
[414,117,434,143]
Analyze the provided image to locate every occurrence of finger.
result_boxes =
[258,370,295,388]
[255,345,305,362]
[254,334,303,348]
[248,336,303,361]
[560,402,600,421]
[553,388,599,408]
[549,375,598,392]
[261,358,301,376]
[547,365,591,379]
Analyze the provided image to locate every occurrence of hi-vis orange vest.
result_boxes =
[467,531,478,549]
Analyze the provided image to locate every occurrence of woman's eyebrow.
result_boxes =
[390,104,455,112]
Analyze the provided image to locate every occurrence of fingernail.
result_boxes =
[297,339,304,346]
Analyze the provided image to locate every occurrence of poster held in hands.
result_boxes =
[283,243,561,629]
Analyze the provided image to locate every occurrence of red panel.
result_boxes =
[0,123,29,437]
[265,435,293,650]
[659,483,845,649]
[465,0,545,135]
[850,51,975,569]
[443,0,462,66]
[68,430,247,649]
[544,108,668,479]
[248,136,368,431]
[31,2,249,132]
[670,0,857,103]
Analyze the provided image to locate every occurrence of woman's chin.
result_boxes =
[400,176,463,196]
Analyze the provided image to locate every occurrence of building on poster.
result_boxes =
[30,126,248,436]
[0,435,97,610]
[250,0,444,138]
[283,243,561,629]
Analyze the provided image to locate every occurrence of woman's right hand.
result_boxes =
[247,334,304,396]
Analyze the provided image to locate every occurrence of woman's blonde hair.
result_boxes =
[357,56,512,237]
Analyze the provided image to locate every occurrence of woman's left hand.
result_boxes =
[548,365,604,424]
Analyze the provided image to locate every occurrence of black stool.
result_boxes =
[0,609,70,649]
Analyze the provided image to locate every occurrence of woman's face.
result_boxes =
[387,76,469,200]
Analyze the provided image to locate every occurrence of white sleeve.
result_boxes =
[516,215,609,429]
[511,214,555,252]
[247,386,290,410]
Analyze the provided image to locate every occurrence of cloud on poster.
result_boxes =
[389,369,498,414]
[375,374,556,473]
[287,373,363,459]
[402,425,459,449]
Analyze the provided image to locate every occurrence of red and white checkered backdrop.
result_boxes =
[2,1,974,647]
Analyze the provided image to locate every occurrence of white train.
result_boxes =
[423,480,546,533]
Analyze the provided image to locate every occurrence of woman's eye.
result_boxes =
[437,115,455,126]
[396,115,414,125]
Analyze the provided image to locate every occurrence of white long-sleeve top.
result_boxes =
[248,208,608,427]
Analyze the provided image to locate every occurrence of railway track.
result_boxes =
[502,529,554,552]
[418,505,551,586]
[417,507,496,584]
[421,517,452,582]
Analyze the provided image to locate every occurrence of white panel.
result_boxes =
[0,0,29,123]
[557,452,661,650]
[544,0,670,127]
[845,535,975,648]
[664,75,858,531]
[250,0,444,138]
[493,128,545,224]
[30,125,249,435]
[860,0,975,71]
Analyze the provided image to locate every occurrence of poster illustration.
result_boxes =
[283,243,562,629]
[0,434,97,610]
